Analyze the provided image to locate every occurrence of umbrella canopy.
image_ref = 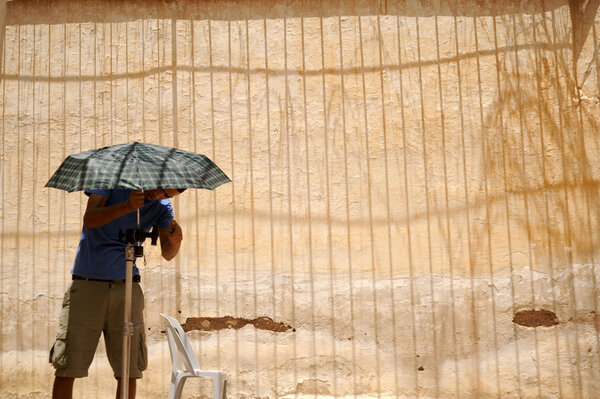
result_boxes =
[45,142,230,192]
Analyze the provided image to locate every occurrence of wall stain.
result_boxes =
[181,316,293,333]
[513,309,559,327]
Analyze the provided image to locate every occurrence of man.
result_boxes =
[49,188,184,399]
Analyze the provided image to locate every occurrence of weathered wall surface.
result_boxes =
[1,0,599,398]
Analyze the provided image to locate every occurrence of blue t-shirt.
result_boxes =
[71,189,174,280]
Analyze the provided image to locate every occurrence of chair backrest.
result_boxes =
[161,314,201,372]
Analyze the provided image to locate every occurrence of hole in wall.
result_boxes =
[513,309,559,327]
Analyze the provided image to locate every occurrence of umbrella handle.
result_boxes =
[137,190,142,229]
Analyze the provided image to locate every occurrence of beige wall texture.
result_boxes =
[1,0,600,398]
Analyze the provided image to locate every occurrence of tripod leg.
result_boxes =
[121,244,134,399]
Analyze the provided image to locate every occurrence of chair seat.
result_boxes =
[194,369,224,376]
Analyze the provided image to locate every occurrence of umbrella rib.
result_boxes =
[114,144,137,190]
[160,147,178,188]
[134,142,141,190]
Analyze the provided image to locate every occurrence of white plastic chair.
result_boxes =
[161,314,227,399]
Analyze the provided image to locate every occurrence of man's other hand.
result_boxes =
[167,220,183,244]
[160,219,183,261]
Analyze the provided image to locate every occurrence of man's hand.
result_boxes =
[159,219,183,261]
[167,220,183,244]
[126,190,145,211]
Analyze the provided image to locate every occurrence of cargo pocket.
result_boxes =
[49,329,68,369]
[137,328,148,372]
[49,283,74,370]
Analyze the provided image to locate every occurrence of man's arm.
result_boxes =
[159,219,183,261]
[83,191,144,229]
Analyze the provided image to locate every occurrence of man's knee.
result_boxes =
[116,377,137,399]
[54,376,75,385]
[52,376,75,399]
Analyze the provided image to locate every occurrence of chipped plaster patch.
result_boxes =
[182,316,293,332]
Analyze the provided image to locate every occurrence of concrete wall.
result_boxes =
[1,0,599,397]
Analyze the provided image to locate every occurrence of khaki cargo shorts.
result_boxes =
[49,279,147,379]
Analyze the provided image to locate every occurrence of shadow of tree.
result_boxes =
[473,7,600,268]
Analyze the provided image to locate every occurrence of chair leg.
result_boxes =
[169,374,187,399]
[212,375,220,399]
[212,374,226,399]
[168,374,177,399]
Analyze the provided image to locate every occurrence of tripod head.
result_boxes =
[118,225,159,257]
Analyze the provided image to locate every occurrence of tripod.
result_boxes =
[119,225,158,399]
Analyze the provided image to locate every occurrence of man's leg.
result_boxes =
[115,378,136,399]
[51,281,107,398]
[52,376,75,399]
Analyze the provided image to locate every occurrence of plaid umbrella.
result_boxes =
[46,141,230,192]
